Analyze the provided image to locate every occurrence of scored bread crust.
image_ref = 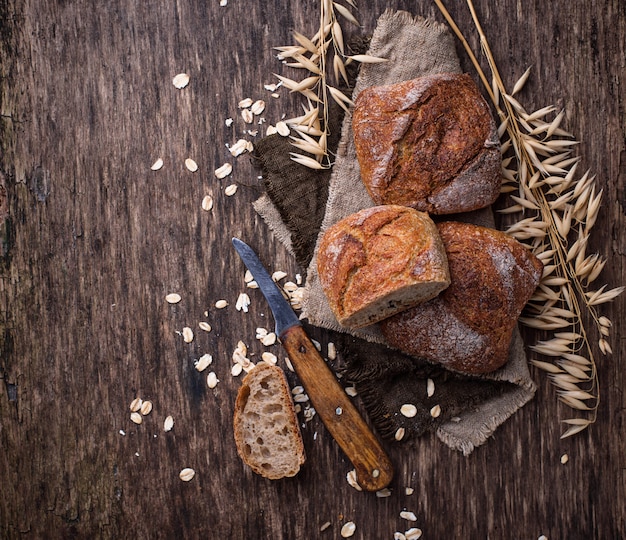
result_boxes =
[317,205,450,329]
[380,222,544,374]
[233,362,305,479]
[353,73,501,215]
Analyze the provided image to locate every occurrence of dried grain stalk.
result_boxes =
[435,0,623,437]
[275,0,386,168]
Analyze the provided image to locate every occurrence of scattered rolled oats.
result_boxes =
[201,195,214,212]
[247,280,258,289]
[405,528,423,540]
[400,511,417,522]
[224,184,238,196]
[225,118,233,127]
[272,270,287,282]
[235,292,250,312]
[238,97,253,108]
[164,415,174,432]
[345,386,357,397]
[276,121,290,136]
[560,453,569,464]
[430,404,441,418]
[198,322,212,332]
[395,427,406,441]
[184,158,198,172]
[291,385,304,395]
[283,281,298,293]
[284,357,294,372]
[150,158,164,171]
[327,342,336,360]
[376,488,392,498]
[293,393,309,403]
[140,400,153,415]
[179,468,195,482]
[250,99,266,115]
[311,339,321,351]
[130,412,143,425]
[346,469,362,491]
[182,327,194,343]
[265,125,277,135]
[400,404,418,418]
[165,293,181,304]
[207,371,219,388]
[130,397,143,412]
[260,332,276,346]
[340,521,356,538]
[228,139,254,157]
[214,163,232,179]
[241,109,253,123]
[405,487,415,495]
[256,327,268,339]
[320,522,331,532]
[244,270,254,283]
[195,353,213,372]
[261,352,277,365]
[264,83,278,92]
[231,363,243,376]
[427,378,435,397]
[394,533,407,540]
[172,73,190,89]
[215,299,228,309]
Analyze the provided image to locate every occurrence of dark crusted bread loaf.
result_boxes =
[380,222,543,374]
[352,73,501,215]
[317,205,450,329]
[233,362,305,479]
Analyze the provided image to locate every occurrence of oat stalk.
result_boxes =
[435,0,623,438]
[274,0,386,168]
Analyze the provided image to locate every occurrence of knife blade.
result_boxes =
[232,237,393,491]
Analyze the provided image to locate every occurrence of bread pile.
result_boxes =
[317,73,543,375]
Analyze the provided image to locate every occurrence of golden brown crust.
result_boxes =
[317,205,450,328]
[353,73,501,214]
[380,222,544,374]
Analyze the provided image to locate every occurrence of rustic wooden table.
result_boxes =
[1,1,624,538]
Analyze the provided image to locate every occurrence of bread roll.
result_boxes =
[380,222,543,374]
[353,73,501,214]
[317,205,450,329]
[233,362,305,479]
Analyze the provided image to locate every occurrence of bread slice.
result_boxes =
[317,205,450,328]
[233,362,305,479]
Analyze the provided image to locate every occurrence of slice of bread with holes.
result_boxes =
[233,362,305,479]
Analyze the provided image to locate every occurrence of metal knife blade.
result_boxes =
[231,237,393,491]
[232,237,300,336]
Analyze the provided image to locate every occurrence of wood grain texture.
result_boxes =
[0,0,624,538]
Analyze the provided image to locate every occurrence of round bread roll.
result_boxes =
[317,205,450,329]
[380,221,543,374]
[353,73,501,214]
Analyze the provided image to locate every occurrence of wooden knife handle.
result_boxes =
[280,325,393,492]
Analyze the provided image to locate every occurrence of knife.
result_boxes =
[232,237,393,491]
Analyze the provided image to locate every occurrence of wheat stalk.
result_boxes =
[435,0,623,438]
[274,0,386,169]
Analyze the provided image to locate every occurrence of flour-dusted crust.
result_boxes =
[353,73,501,214]
[317,205,450,329]
[233,363,305,479]
[380,222,543,374]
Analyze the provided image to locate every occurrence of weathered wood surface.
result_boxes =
[1,0,624,538]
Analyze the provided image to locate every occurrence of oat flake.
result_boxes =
[400,404,418,418]
[172,73,190,89]
[207,372,219,388]
[215,299,228,309]
[198,321,212,332]
[164,416,174,432]
[179,468,195,482]
[195,354,213,372]
[129,397,143,412]
[214,163,232,179]
[130,412,143,425]
[185,158,198,172]
[276,121,290,136]
[150,158,164,171]
[165,293,182,304]
[224,184,238,196]
[140,400,153,415]
[340,522,356,538]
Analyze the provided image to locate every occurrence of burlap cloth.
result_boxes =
[254,9,536,455]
